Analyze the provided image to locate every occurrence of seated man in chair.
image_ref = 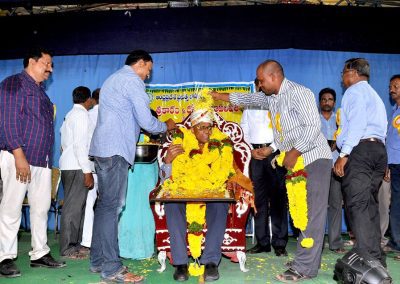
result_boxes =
[159,108,252,282]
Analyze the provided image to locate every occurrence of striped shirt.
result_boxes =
[230,78,331,166]
[0,71,54,167]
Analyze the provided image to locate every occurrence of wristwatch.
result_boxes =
[339,152,349,158]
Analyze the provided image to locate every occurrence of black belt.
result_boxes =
[251,143,271,149]
[327,140,335,148]
[360,138,383,144]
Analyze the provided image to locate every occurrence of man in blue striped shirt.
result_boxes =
[212,60,332,282]
[335,58,388,267]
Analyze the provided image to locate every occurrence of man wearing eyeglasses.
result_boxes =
[0,47,66,278]
[334,58,388,267]
[160,109,230,282]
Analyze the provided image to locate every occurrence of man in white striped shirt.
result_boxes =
[59,86,95,259]
[211,60,332,282]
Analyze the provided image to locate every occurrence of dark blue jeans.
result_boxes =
[389,164,400,250]
[90,155,129,278]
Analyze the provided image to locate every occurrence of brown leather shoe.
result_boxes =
[30,253,66,268]
[0,259,21,278]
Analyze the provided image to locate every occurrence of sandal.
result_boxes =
[394,255,400,261]
[102,266,144,283]
[78,246,90,256]
[285,260,294,268]
[276,268,310,283]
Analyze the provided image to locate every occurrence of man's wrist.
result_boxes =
[339,152,349,158]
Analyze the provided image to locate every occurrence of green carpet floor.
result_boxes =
[2,231,399,284]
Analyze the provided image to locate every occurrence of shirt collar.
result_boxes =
[73,104,88,111]
[271,78,288,98]
[21,70,46,90]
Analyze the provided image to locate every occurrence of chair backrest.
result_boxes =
[51,167,61,201]
[158,112,252,176]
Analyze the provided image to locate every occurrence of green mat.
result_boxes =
[2,231,399,283]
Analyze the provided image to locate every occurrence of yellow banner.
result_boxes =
[147,81,255,123]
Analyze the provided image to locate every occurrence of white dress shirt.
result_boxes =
[88,104,99,129]
[240,106,277,151]
[59,104,94,173]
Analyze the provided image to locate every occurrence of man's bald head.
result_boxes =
[256,60,285,96]
[257,60,284,78]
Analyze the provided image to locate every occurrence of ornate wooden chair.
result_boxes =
[149,112,253,273]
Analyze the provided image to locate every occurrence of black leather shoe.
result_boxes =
[173,264,188,282]
[0,259,21,278]
[204,263,219,282]
[330,248,347,254]
[247,244,271,254]
[30,253,66,268]
[274,247,288,257]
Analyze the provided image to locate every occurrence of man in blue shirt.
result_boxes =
[89,50,176,283]
[319,88,346,254]
[334,58,388,267]
[384,74,400,259]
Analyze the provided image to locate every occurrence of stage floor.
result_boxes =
[6,231,400,283]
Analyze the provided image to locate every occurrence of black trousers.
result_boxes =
[250,151,288,248]
[342,141,387,265]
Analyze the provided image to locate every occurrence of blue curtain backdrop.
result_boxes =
[1,48,400,167]
[2,48,400,230]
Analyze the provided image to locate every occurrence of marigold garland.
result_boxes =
[161,125,235,276]
[276,152,314,248]
[333,108,341,140]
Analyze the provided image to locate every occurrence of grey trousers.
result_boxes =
[378,180,391,246]
[327,173,344,250]
[291,158,332,277]
[59,170,89,255]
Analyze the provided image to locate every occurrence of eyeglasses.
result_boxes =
[341,69,355,76]
[38,59,54,69]
[194,125,213,132]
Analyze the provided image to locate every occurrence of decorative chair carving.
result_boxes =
[149,113,253,272]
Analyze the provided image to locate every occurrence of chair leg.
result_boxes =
[157,251,167,273]
[237,251,249,272]
[54,210,58,238]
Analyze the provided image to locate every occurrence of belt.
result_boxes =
[251,143,271,149]
[327,140,335,147]
[360,138,383,144]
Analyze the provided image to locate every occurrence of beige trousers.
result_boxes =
[0,151,51,261]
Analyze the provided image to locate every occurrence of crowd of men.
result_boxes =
[0,47,399,283]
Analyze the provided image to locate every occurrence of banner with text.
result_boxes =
[147,81,255,124]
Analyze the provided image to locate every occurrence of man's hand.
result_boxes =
[283,148,301,170]
[210,91,230,102]
[12,148,31,183]
[165,118,176,131]
[84,173,94,189]
[334,157,348,177]
[164,144,184,164]
[384,167,390,182]
[251,147,273,160]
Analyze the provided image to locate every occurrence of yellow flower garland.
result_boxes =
[333,108,341,140]
[162,126,235,276]
[276,152,313,248]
